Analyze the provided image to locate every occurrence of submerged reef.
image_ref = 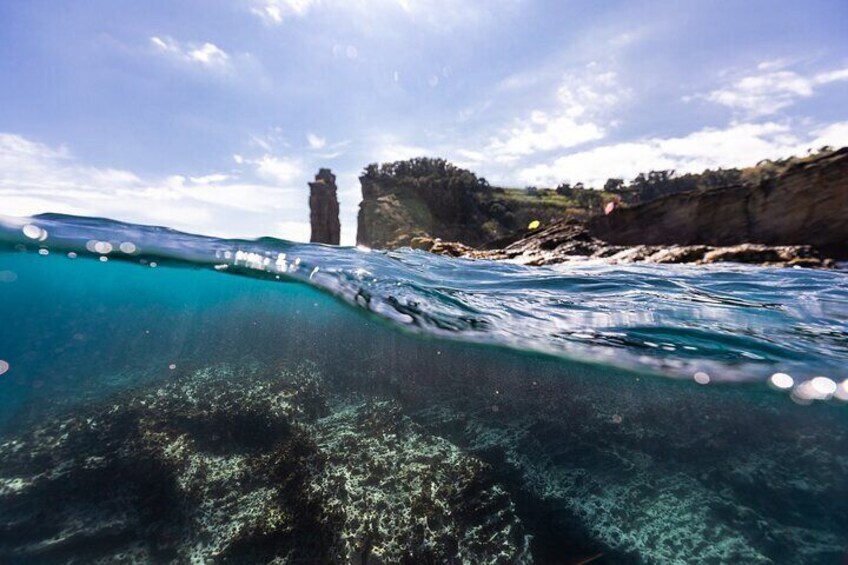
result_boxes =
[399,368,848,564]
[0,364,529,563]
[1,359,845,563]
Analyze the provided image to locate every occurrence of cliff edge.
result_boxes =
[589,148,848,258]
[355,158,586,249]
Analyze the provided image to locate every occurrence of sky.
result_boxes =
[1,0,847,244]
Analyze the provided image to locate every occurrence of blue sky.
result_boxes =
[1,0,847,243]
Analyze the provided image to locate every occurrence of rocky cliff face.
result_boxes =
[589,148,848,258]
[309,168,340,245]
[355,158,579,249]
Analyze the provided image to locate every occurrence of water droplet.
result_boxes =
[119,242,137,254]
[694,371,710,385]
[22,224,44,240]
[810,376,837,396]
[93,241,113,254]
[0,360,9,375]
[769,372,794,390]
[169,364,176,370]
[834,380,848,402]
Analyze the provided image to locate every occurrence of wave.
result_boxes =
[2,212,847,387]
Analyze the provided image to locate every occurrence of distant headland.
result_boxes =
[308,146,847,267]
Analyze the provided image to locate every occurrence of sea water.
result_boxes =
[0,214,846,564]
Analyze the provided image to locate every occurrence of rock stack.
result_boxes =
[309,168,340,245]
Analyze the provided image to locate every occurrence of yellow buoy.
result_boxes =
[528,220,541,230]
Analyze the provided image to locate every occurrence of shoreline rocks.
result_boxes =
[412,222,836,268]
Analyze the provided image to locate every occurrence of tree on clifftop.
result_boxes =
[360,157,480,193]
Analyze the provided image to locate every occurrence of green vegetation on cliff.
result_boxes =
[357,158,595,249]
[356,148,842,250]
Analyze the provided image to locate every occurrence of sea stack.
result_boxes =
[309,168,341,245]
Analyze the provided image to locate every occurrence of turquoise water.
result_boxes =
[0,213,846,563]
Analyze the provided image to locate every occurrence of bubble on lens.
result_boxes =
[94,241,113,254]
[769,373,794,390]
[22,224,45,240]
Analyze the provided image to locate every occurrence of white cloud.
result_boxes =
[307,133,327,149]
[514,121,848,188]
[189,173,231,185]
[485,69,626,163]
[374,141,431,162]
[274,220,312,242]
[487,113,605,163]
[150,36,231,71]
[702,64,848,117]
[0,133,311,240]
[251,0,319,23]
[812,121,848,148]
[249,0,512,28]
[252,155,303,184]
[815,68,848,84]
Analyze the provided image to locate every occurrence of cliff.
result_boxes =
[355,158,587,249]
[589,148,848,258]
[309,168,340,245]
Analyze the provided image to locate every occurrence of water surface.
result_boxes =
[0,214,845,563]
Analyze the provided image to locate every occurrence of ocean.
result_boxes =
[0,213,846,564]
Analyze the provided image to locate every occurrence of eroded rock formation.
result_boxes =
[309,168,340,245]
[356,158,582,249]
[589,148,848,258]
[364,149,847,267]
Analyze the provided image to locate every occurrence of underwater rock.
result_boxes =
[0,364,529,563]
[312,401,529,563]
[400,370,848,564]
